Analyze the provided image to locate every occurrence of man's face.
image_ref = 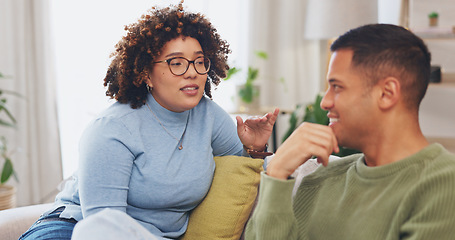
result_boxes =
[321,49,377,150]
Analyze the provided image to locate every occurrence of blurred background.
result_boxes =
[1,0,454,207]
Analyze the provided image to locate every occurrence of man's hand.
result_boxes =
[267,122,339,180]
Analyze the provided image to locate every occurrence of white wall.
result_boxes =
[408,0,455,142]
[378,0,401,24]
[420,84,455,138]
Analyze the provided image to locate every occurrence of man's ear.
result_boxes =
[377,77,400,110]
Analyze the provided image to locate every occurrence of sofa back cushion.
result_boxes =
[179,155,263,240]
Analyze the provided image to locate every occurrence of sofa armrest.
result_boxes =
[0,203,53,240]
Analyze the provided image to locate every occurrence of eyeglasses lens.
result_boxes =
[169,57,210,75]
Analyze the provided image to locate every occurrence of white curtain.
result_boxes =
[247,0,326,147]
[399,0,409,27]
[0,0,62,206]
[248,0,325,112]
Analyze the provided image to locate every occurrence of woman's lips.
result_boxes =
[180,85,199,96]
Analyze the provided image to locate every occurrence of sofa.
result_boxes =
[0,156,325,240]
[0,202,53,239]
[0,156,266,240]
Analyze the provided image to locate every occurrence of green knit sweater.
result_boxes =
[245,143,455,240]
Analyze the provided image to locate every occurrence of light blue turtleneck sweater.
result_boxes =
[51,93,244,239]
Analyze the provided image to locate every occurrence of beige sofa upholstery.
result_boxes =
[0,203,53,240]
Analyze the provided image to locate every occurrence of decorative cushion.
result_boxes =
[180,155,263,240]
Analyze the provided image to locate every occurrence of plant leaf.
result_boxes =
[255,51,268,60]
[247,67,259,83]
[0,101,17,125]
[1,157,13,184]
[224,67,241,81]
[239,84,254,103]
[0,119,16,128]
[302,94,328,125]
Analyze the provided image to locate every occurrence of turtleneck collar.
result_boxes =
[145,93,190,126]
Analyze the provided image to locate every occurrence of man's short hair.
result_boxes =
[331,24,431,110]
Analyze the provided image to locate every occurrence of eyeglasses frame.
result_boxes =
[153,56,211,76]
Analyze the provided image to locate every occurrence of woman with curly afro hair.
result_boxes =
[19,1,278,240]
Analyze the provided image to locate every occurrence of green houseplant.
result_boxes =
[282,93,360,157]
[0,72,18,184]
[224,51,268,109]
[0,71,19,210]
[428,11,439,27]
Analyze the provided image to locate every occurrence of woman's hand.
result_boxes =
[236,108,280,151]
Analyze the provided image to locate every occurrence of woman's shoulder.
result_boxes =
[83,102,143,134]
[96,101,139,119]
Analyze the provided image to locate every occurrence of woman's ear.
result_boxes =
[377,77,400,110]
[143,69,153,88]
[145,75,153,88]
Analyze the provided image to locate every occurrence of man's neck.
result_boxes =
[362,119,429,167]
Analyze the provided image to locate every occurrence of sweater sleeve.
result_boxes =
[78,117,135,218]
[245,172,300,240]
[209,101,244,156]
[400,158,455,240]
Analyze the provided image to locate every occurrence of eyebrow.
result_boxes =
[164,51,204,58]
[328,79,339,84]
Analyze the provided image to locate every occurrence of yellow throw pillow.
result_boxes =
[180,155,264,240]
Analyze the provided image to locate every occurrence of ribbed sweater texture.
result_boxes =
[245,143,455,240]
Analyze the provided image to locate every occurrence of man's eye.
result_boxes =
[332,85,342,91]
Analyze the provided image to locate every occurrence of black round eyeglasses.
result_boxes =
[153,56,211,76]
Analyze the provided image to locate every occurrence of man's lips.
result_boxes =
[327,114,339,125]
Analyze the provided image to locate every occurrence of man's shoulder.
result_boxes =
[420,144,455,177]
[301,154,362,181]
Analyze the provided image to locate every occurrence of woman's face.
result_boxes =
[147,36,208,112]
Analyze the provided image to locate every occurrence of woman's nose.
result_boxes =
[184,63,198,78]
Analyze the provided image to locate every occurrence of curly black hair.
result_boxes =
[104,1,231,109]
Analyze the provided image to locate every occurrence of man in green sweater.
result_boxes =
[245,24,455,240]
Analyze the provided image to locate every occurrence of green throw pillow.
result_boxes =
[180,155,264,240]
